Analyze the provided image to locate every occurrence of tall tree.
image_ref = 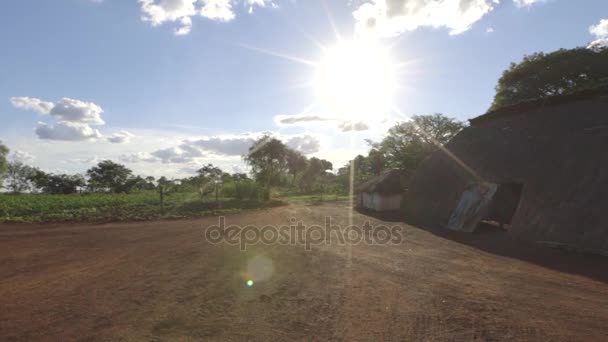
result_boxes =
[299,157,333,193]
[0,142,8,181]
[490,47,608,110]
[286,149,308,185]
[86,160,134,193]
[244,136,287,199]
[4,161,35,193]
[368,149,386,176]
[377,114,466,180]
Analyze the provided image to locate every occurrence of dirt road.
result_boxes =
[1,202,607,341]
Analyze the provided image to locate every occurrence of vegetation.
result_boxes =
[0,141,8,181]
[490,46,608,110]
[337,113,466,187]
[244,135,335,199]
[0,191,282,223]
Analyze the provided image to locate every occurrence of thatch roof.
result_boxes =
[355,169,402,195]
[470,86,608,126]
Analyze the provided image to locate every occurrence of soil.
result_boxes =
[1,202,607,341]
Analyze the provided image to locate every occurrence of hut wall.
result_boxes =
[405,98,608,253]
[361,193,402,211]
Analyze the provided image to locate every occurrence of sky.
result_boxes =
[1,0,607,178]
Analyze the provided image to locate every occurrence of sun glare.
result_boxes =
[315,39,396,120]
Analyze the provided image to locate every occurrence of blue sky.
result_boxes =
[1,0,607,177]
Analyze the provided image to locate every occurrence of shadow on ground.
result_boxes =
[403,219,608,285]
[354,208,405,223]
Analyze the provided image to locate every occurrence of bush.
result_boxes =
[221,180,265,200]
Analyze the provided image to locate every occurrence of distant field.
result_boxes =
[279,193,351,204]
[0,192,284,223]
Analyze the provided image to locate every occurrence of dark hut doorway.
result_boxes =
[481,183,524,230]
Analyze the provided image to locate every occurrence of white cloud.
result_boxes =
[10,97,54,114]
[589,19,608,49]
[9,96,137,143]
[35,121,103,141]
[486,27,494,33]
[590,19,608,37]
[49,98,105,125]
[353,0,498,37]
[12,96,104,125]
[188,135,255,156]
[151,146,195,163]
[175,16,193,35]
[513,0,544,7]
[139,0,239,35]
[339,121,370,132]
[246,0,276,13]
[286,135,321,154]
[107,130,135,144]
[124,132,321,165]
[139,0,198,26]
[200,0,236,21]
[9,150,36,162]
[119,152,159,163]
[274,113,332,125]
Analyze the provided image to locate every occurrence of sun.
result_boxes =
[314,39,396,120]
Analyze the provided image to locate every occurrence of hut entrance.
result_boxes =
[482,182,523,229]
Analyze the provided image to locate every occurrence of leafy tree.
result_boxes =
[0,142,8,181]
[197,164,222,180]
[490,47,608,110]
[244,136,288,199]
[286,149,308,185]
[375,113,466,181]
[299,157,333,193]
[195,164,223,201]
[231,173,249,182]
[29,170,85,194]
[368,149,386,176]
[86,160,134,193]
[4,161,35,193]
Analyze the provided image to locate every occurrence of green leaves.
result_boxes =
[491,47,608,110]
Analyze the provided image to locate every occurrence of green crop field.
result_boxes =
[0,192,283,223]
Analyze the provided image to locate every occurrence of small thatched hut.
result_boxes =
[405,89,608,254]
[355,169,403,211]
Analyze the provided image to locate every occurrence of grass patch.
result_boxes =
[279,194,351,205]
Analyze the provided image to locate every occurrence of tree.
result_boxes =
[4,161,35,193]
[29,170,85,194]
[286,149,308,185]
[377,114,466,181]
[299,157,333,194]
[244,136,288,199]
[368,149,386,175]
[0,142,8,181]
[490,47,608,110]
[196,164,223,202]
[86,160,134,193]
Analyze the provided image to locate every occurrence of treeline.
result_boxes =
[0,137,336,201]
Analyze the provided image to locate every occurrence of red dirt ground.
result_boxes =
[1,202,607,341]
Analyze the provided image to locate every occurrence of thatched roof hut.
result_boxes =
[355,169,403,211]
[405,90,608,254]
